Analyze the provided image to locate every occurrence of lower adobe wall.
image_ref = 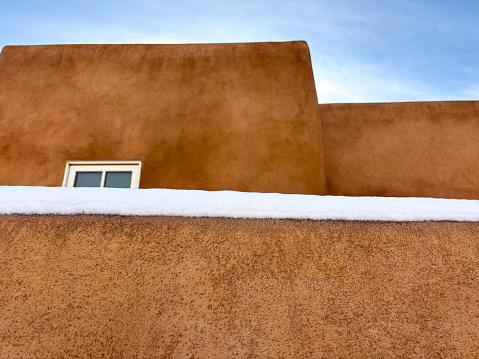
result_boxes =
[2,215,479,358]
[320,101,479,199]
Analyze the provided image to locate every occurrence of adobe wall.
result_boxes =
[0,42,325,194]
[320,101,479,198]
[2,214,479,358]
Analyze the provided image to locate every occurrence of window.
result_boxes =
[62,161,141,189]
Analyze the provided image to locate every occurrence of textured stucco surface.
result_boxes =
[0,42,325,194]
[2,215,479,358]
[320,101,479,199]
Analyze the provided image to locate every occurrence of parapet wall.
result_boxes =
[0,42,325,195]
[320,101,479,198]
[2,214,479,357]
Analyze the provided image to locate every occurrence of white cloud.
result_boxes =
[312,59,435,104]
[462,87,479,100]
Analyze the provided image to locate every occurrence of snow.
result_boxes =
[1,186,479,221]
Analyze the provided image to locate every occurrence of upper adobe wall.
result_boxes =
[320,100,479,199]
[0,42,325,194]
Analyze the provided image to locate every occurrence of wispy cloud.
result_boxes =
[463,86,479,100]
[313,62,435,104]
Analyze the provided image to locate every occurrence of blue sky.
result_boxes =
[1,0,478,103]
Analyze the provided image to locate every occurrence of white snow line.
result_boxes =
[1,186,479,222]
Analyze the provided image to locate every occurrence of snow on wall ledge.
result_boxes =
[2,186,479,221]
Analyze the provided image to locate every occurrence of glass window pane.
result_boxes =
[74,172,102,187]
[104,172,132,188]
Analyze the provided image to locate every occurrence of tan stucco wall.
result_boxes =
[0,42,325,194]
[320,101,479,198]
[2,214,479,358]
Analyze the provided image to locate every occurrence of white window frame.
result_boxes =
[62,161,142,189]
